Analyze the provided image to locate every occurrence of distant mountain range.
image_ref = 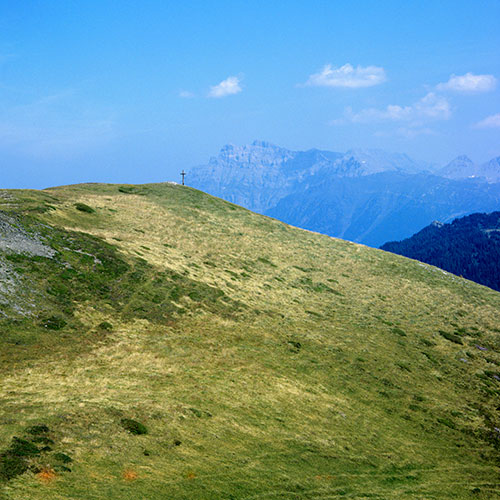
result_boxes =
[438,155,500,183]
[381,212,500,292]
[188,141,500,246]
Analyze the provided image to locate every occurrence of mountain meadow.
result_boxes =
[0,182,499,499]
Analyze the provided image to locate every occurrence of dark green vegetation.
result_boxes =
[0,183,499,499]
[120,419,148,435]
[381,212,500,292]
[74,202,95,214]
[0,424,73,482]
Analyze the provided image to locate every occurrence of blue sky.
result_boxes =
[1,0,499,188]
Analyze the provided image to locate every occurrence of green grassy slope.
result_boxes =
[0,182,499,499]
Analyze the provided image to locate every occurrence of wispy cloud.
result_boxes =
[473,113,500,129]
[179,90,195,98]
[395,127,437,138]
[436,72,497,92]
[208,76,242,98]
[304,63,386,88]
[373,127,437,139]
[338,92,451,124]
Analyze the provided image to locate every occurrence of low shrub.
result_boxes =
[74,203,95,214]
[118,186,137,194]
[121,418,148,435]
[26,424,50,435]
[98,321,113,331]
[41,315,67,330]
[0,437,40,481]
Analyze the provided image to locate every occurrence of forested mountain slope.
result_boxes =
[381,211,500,292]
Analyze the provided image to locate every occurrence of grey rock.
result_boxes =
[0,212,55,258]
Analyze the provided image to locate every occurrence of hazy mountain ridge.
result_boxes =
[439,155,500,183]
[266,172,500,247]
[188,141,500,245]
[381,211,500,291]
[189,141,299,212]
[188,141,433,213]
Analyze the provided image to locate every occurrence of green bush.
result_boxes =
[118,186,137,194]
[74,203,95,214]
[0,437,40,481]
[8,437,39,457]
[26,424,50,435]
[98,321,113,331]
[121,418,148,435]
[41,315,67,330]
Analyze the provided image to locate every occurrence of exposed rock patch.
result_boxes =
[0,212,55,258]
[0,212,53,317]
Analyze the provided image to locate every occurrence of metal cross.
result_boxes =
[181,170,186,186]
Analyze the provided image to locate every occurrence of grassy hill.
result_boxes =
[0,182,499,499]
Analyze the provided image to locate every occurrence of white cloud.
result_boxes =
[208,76,242,98]
[179,90,195,98]
[343,92,451,124]
[436,73,497,93]
[304,63,386,88]
[474,113,500,129]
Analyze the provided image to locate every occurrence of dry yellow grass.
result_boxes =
[0,183,498,499]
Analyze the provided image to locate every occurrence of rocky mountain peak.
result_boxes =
[209,141,294,168]
[439,155,500,183]
[337,148,428,175]
[439,155,476,179]
[454,154,473,162]
[478,157,500,183]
